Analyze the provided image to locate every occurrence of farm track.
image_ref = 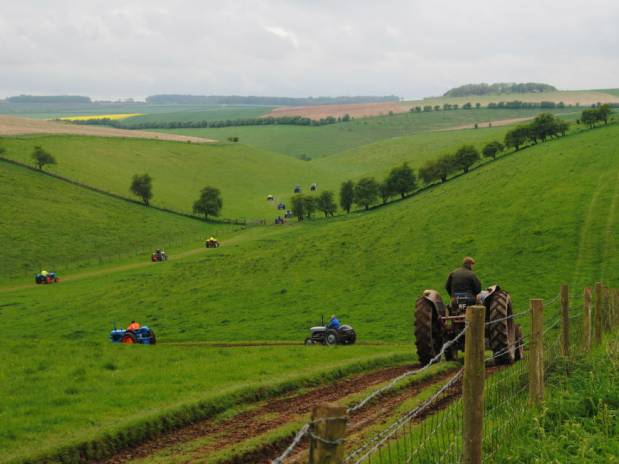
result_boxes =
[98,363,430,463]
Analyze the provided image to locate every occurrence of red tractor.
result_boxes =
[414,285,524,365]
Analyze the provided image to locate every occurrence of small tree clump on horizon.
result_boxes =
[130,174,153,206]
[31,145,57,171]
[192,186,223,220]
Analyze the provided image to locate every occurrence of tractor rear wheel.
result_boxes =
[415,297,443,365]
[148,330,157,345]
[121,332,137,344]
[488,291,516,365]
[325,330,338,345]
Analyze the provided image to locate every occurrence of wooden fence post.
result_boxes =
[560,284,570,356]
[529,299,544,406]
[583,288,592,353]
[594,282,603,346]
[463,305,485,464]
[308,403,347,464]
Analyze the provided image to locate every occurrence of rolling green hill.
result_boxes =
[0,123,518,221]
[2,122,618,461]
[0,160,232,279]
[156,108,575,159]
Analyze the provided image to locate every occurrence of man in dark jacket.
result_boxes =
[445,257,482,307]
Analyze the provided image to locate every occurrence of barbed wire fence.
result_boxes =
[272,283,617,464]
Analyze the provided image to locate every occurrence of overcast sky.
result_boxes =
[1,0,618,100]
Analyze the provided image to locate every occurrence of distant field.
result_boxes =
[160,107,574,158]
[59,113,144,121]
[120,105,274,126]
[0,102,273,121]
[0,116,214,143]
[265,89,619,119]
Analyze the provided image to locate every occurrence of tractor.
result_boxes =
[110,325,157,345]
[151,250,167,262]
[304,316,357,345]
[205,237,220,248]
[414,285,524,365]
[35,271,60,284]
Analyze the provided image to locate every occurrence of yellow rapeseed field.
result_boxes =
[59,113,143,121]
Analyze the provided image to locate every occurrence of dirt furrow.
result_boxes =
[98,364,423,464]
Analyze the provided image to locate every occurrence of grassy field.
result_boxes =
[158,107,575,158]
[120,105,274,126]
[0,160,235,279]
[488,336,619,463]
[0,121,521,220]
[2,122,619,461]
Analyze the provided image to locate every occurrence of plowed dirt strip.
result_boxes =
[98,364,449,464]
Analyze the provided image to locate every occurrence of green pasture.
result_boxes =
[0,161,238,279]
[120,105,273,126]
[0,123,516,221]
[157,107,574,158]
[0,342,411,463]
[2,123,619,461]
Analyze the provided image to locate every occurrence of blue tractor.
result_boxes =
[110,325,157,345]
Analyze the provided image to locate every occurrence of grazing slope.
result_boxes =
[2,123,619,461]
[0,160,229,279]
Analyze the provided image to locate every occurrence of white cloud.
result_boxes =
[0,0,617,99]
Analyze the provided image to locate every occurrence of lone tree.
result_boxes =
[454,145,480,173]
[353,177,380,210]
[291,194,305,221]
[340,180,355,213]
[130,174,153,206]
[385,162,417,198]
[31,146,56,170]
[317,191,337,217]
[192,186,223,220]
[482,141,504,160]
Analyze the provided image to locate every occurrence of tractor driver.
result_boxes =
[445,257,482,310]
[127,320,141,331]
[327,315,341,330]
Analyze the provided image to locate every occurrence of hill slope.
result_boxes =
[0,160,231,279]
[2,123,618,461]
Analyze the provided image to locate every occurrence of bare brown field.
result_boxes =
[265,90,619,120]
[265,101,410,119]
[0,116,215,143]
